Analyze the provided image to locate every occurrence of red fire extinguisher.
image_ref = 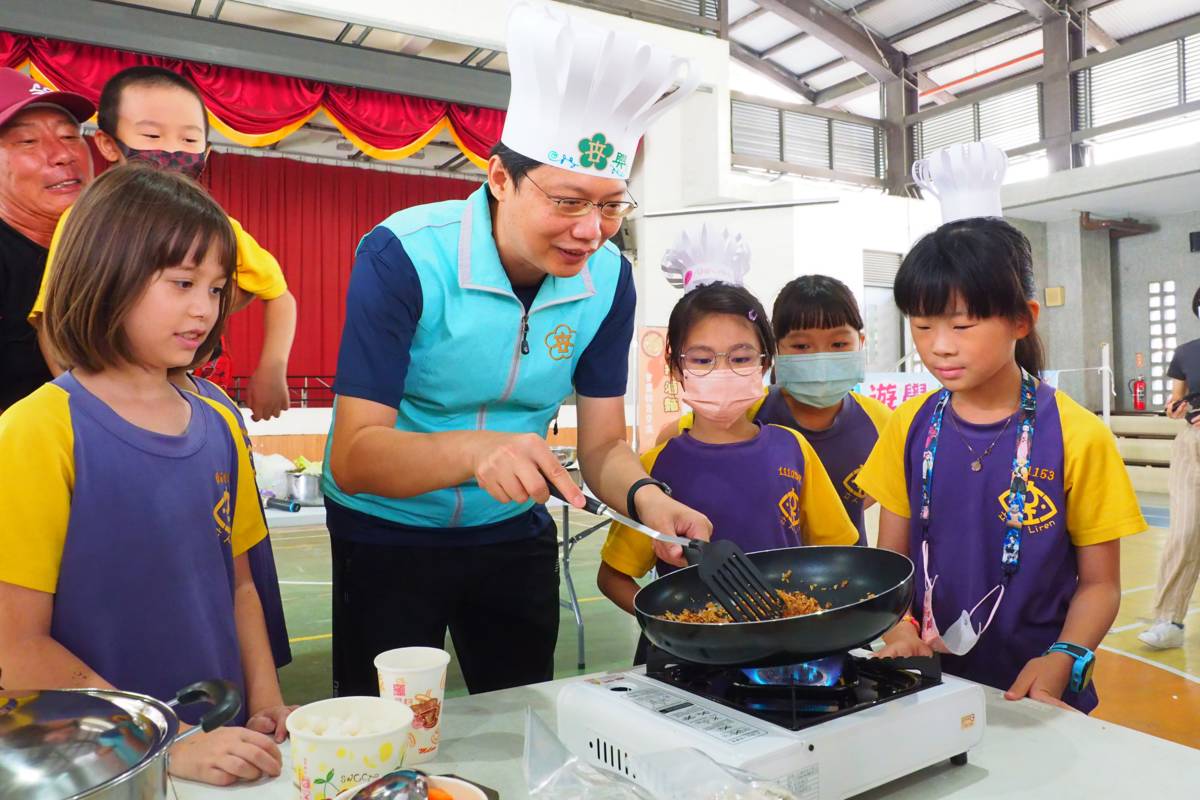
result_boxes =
[1129,376,1147,411]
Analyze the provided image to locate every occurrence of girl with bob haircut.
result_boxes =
[858,217,1145,713]
[0,163,292,786]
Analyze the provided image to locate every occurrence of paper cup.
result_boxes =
[286,696,414,800]
[375,647,451,764]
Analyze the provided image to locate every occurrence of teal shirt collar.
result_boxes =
[457,184,600,310]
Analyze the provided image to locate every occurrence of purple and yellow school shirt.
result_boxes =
[187,375,291,670]
[0,372,266,723]
[857,382,1146,712]
[754,388,891,545]
[601,423,859,579]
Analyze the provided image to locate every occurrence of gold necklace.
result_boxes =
[950,412,1013,472]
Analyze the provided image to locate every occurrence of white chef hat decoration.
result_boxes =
[912,141,1008,223]
[661,224,751,293]
[501,1,701,180]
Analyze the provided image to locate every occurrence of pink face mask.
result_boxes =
[680,368,764,429]
[920,540,1005,656]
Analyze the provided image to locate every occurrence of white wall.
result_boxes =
[1113,211,1200,404]
[631,180,940,329]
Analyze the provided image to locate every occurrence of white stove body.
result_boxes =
[556,666,985,800]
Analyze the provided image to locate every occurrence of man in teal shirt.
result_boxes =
[324,2,710,695]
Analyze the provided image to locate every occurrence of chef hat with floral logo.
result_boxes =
[500,1,701,180]
[661,224,751,293]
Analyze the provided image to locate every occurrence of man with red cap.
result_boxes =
[0,68,93,410]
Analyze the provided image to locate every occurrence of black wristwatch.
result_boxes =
[626,478,671,523]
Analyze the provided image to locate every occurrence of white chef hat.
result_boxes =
[912,141,1008,223]
[501,1,701,180]
[661,224,751,293]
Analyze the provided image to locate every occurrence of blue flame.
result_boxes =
[740,656,844,687]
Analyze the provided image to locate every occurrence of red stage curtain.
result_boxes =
[186,61,323,142]
[447,104,506,164]
[324,85,450,159]
[0,32,30,68]
[2,33,504,162]
[201,152,478,379]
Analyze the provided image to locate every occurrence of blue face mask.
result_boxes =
[775,351,866,409]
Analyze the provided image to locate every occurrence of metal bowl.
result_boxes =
[550,446,577,469]
[287,472,323,505]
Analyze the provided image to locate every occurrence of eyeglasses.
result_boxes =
[681,345,765,377]
[524,174,638,220]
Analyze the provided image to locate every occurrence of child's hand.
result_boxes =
[247,362,290,422]
[168,725,283,785]
[1004,652,1077,711]
[875,638,933,658]
[874,620,933,659]
[247,704,299,743]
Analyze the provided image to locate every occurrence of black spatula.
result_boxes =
[549,486,785,622]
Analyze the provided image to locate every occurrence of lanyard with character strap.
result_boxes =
[918,369,1039,580]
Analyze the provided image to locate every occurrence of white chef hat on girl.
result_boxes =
[661,224,751,293]
[912,141,1008,222]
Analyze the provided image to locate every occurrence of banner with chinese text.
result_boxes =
[855,372,942,410]
[636,326,681,450]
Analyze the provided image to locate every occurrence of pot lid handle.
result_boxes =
[168,680,242,733]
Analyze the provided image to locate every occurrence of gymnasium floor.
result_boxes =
[270,495,1200,750]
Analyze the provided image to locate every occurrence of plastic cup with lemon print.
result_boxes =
[375,647,451,764]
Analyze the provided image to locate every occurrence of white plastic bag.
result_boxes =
[524,709,653,800]
[253,452,295,499]
[522,709,798,800]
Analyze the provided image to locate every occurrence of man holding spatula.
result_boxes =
[323,2,712,696]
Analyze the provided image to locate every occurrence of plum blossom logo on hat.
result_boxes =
[578,132,615,171]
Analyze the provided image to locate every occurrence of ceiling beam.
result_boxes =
[751,0,904,82]
[1083,12,1119,52]
[916,73,956,105]
[1009,0,1059,21]
[815,74,877,107]
[909,13,1043,72]
[1072,12,1200,71]
[761,30,809,59]
[7,0,510,108]
[730,7,768,31]
[797,56,847,82]
[889,1,986,46]
[557,0,720,32]
[730,41,816,102]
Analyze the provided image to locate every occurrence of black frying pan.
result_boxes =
[635,546,914,667]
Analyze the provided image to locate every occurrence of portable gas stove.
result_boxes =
[557,647,985,799]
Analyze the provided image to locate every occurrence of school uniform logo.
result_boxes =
[996,474,1059,532]
[213,471,233,543]
[777,465,804,532]
[545,324,576,360]
[778,488,802,530]
[842,466,866,500]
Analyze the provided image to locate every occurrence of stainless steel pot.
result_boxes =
[287,471,323,505]
[0,680,241,799]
